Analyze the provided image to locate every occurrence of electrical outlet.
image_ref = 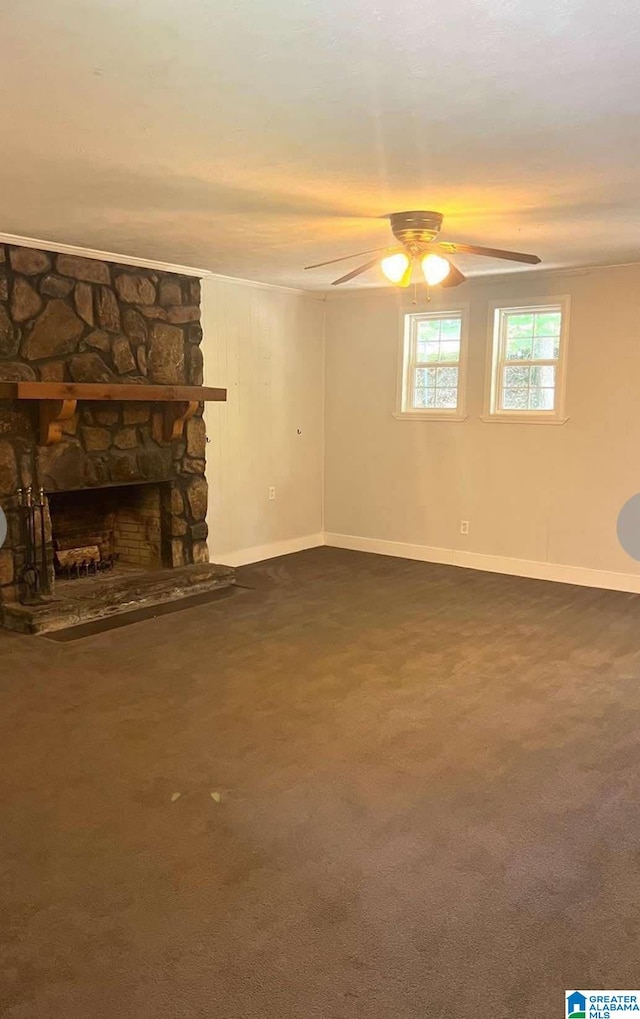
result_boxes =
[460,520,470,535]
[268,486,276,501]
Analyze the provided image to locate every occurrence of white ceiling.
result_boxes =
[1,0,639,289]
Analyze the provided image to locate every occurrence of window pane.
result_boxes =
[528,388,555,410]
[415,367,437,388]
[504,365,530,388]
[492,304,565,417]
[534,311,561,336]
[417,319,440,341]
[413,388,436,408]
[530,365,556,387]
[532,336,559,360]
[436,366,458,387]
[438,340,460,362]
[502,389,529,410]
[506,336,533,360]
[440,318,461,340]
[405,311,465,414]
[417,340,441,362]
[434,388,458,409]
[506,313,534,338]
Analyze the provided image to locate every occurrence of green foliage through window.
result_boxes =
[411,313,462,411]
[497,306,563,414]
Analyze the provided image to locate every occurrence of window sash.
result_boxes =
[493,305,565,416]
[405,312,463,414]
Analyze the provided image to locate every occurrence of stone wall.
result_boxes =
[0,243,209,601]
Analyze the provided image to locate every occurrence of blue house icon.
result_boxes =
[568,991,586,1018]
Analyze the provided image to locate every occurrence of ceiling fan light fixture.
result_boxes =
[421,253,451,286]
[381,252,412,287]
[307,211,540,287]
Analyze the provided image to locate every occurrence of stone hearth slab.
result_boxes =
[1,562,235,634]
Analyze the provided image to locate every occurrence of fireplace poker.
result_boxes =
[38,487,50,595]
[26,487,40,595]
[17,486,41,602]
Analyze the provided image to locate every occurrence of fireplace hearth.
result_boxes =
[1,558,235,634]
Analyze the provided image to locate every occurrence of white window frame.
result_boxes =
[395,305,469,421]
[483,296,571,424]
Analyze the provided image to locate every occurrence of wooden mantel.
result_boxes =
[0,381,227,445]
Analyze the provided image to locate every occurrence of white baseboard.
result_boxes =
[209,528,640,594]
[323,532,640,595]
[211,532,325,568]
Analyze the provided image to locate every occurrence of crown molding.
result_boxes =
[0,231,329,295]
[203,270,326,298]
[0,231,211,278]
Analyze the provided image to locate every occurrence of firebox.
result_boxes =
[48,482,171,579]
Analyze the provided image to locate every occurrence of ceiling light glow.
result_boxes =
[381,253,411,287]
[421,254,451,286]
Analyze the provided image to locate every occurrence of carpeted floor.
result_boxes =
[1,546,640,1017]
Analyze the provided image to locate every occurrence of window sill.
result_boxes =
[480,413,569,425]
[393,411,468,422]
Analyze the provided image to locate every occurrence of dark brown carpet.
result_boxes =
[1,547,640,1017]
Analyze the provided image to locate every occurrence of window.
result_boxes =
[396,309,468,419]
[486,298,570,422]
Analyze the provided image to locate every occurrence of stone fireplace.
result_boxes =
[0,242,233,632]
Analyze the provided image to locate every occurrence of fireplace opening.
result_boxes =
[48,482,171,580]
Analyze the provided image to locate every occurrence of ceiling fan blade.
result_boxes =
[434,241,541,265]
[305,246,392,270]
[331,257,381,286]
[440,260,466,287]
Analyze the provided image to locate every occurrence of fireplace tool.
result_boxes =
[16,486,50,602]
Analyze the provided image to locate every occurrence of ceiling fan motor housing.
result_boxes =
[389,210,444,248]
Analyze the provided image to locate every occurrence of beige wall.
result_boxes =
[201,277,325,565]
[324,264,640,586]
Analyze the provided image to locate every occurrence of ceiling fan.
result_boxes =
[304,210,541,288]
